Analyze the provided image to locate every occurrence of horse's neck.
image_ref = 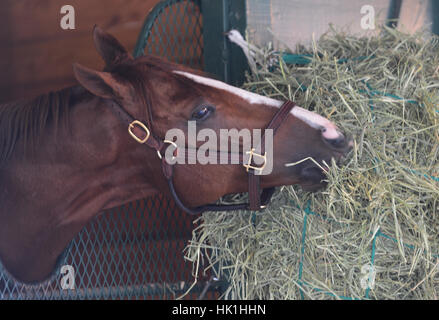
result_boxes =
[0,94,159,283]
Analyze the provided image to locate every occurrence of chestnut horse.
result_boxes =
[0,27,352,284]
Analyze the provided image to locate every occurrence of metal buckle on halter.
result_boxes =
[243,148,267,174]
[128,120,150,144]
[157,140,178,161]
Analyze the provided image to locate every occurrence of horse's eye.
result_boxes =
[191,105,215,121]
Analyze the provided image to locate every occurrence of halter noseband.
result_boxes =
[109,99,295,215]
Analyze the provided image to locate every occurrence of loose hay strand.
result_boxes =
[185,25,439,300]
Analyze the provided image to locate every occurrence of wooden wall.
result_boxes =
[0,0,161,104]
[3,0,432,103]
[246,0,433,50]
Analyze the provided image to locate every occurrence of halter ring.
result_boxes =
[128,120,150,144]
[157,140,178,160]
[243,148,267,173]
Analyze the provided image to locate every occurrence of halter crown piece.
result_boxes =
[111,99,295,215]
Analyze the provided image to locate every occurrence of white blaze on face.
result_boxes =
[173,71,342,140]
[291,107,341,140]
[174,71,282,107]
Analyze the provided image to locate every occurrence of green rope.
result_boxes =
[281,54,438,114]
[406,168,439,183]
[301,280,361,300]
[283,54,439,182]
[296,201,362,300]
[376,230,439,258]
[281,53,373,65]
[281,53,313,65]
[360,79,419,104]
[373,157,439,183]
[283,53,439,299]
[294,202,439,299]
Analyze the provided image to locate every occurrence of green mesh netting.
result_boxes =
[134,0,203,68]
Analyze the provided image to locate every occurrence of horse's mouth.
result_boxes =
[299,178,328,192]
[299,149,350,192]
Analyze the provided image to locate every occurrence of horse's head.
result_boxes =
[73,27,352,208]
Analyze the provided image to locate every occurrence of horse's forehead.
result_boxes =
[173,71,340,139]
[173,71,282,107]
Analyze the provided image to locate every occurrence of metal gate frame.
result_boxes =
[134,0,249,85]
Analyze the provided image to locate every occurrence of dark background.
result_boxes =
[0,0,161,104]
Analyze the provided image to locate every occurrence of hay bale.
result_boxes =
[184,26,439,300]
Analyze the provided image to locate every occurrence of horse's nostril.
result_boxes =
[325,134,354,156]
[326,135,345,148]
[348,138,354,148]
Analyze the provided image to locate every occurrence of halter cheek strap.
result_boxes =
[109,99,296,215]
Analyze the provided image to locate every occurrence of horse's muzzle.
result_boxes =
[323,132,354,157]
[299,133,353,192]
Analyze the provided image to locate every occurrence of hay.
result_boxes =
[184,26,439,300]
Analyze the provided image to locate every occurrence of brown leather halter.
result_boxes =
[108,98,295,215]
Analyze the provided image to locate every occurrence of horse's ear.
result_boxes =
[93,25,133,69]
[73,63,127,99]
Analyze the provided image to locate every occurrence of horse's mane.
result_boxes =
[0,87,82,166]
